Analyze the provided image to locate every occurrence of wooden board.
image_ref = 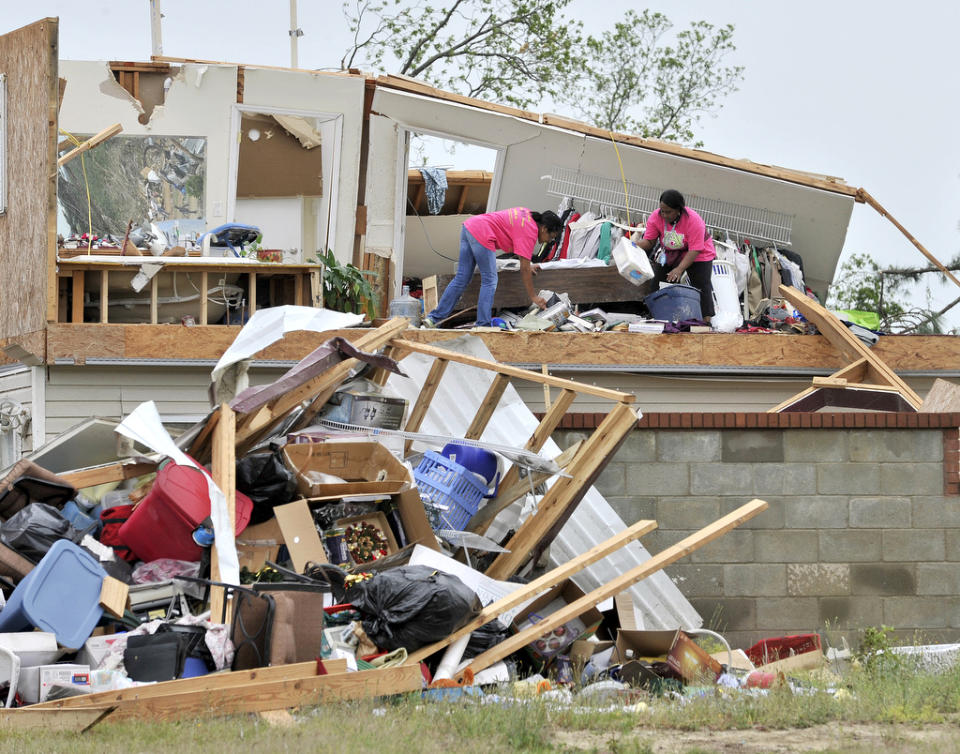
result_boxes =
[99,576,130,619]
[0,707,113,732]
[39,324,960,372]
[209,403,237,622]
[0,19,58,340]
[95,665,422,721]
[436,266,648,308]
[390,339,634,403]
[462,499,769,677]
[921,378,960,414]
[35,659,349,710]
[403,517,658,665]
[59,460,158,490]
[485,402,640,579]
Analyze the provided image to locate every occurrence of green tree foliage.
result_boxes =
[340,1,743,145]
[574,11,744,146]
[341,0,583,109]
[826,252,960,334]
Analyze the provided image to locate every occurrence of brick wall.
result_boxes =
[551,412,960,648]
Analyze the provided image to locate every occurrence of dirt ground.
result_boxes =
[554,722,960,753]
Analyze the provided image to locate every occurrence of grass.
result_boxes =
[7,656,960,754]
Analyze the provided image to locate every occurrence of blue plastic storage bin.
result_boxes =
[644,284,702,322]
[414,451,487,531]
[0,539,106,649]
[61,500,103,534]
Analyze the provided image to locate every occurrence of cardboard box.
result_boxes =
[236,516,284,572]
[511,580,604,662]
[282,441,412,499]
[337,512,399,565]
[615,629,722,685]
[76,633,126,670]
[18,663,90,704]
[274,486,439,573]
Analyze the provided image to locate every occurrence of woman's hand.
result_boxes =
[533,296,548,309]
[666,267,685,283]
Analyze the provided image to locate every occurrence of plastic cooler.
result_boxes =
[414,451,487,531]
[644,283,702,322]
[119,460,254,563]
[0,539,106,649]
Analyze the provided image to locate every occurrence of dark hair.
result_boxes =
[531,210,563,234]
[659,189,685,212]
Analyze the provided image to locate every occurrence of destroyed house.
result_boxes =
[0,17,959,651]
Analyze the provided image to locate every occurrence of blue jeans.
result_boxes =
[428,227,498,326]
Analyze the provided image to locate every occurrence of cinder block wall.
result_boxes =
[552,412,960,649]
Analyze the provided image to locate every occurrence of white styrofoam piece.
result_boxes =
[386,335,701,630]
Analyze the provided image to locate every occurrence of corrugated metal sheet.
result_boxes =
[386,335,701,630]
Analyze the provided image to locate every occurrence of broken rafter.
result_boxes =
[403,517,658,666]
[461,499,769,678]
[770,285,923,412]
[56,123,123,169]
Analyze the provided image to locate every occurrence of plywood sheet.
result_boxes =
[0,19,58,340]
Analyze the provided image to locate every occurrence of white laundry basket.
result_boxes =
[710,259,743,333]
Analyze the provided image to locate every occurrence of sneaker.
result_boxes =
[421,316,437,329]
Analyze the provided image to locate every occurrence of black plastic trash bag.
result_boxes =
[345,565,482,652]
[0,503,82,563]
[236,451,297,524]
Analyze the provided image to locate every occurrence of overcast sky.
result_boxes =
[5,1,959,327]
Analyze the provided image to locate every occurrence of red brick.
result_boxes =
[733,413,745,428]
[853,414,865,428]
[810,413,823,428]
[947,482,960,497]
[945,460,959,473]
[677,414,689,428]
[691,413,703,428]
[864,413,878,427]
[897,413,910,428]
[703,413,715,428]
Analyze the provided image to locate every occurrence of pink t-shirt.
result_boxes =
[463,208,539,260]
[643,207,716,265]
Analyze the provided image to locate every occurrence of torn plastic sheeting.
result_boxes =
[116,401,240,587]
[385,335,700,630]
[230,337,406,414]
[210,306,364,386]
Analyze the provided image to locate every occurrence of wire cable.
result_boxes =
[406,195,458,263]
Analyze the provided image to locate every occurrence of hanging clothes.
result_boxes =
[418,168,448,215]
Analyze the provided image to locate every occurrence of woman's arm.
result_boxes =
[519,257,547,309]
[665,249,700,283]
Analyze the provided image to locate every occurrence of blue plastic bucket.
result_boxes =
[644,284,702,322]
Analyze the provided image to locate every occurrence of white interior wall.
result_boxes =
[403,215,468,278]
[59,61,239,228]
[234,198,302,251]
[240,69,365,264]
[59,63,364,264]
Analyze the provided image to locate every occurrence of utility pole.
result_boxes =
[149,0,163,57]
[289,0,304,68]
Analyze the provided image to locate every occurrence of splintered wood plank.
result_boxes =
[33,660,349,710]
[469,389,577,536]
[465,373,510,440]
[485,402,639,579]
[99,576,130,619]
[150,276,159,324]
[404,517,658,665]
[56,123,123,168]
[248,272,257,316]
[404,358,449,454]
[422,276,439,314]
[390,339,634,403]
[209,403,237,623]
[463,499,769,677]
[101,665,423,722]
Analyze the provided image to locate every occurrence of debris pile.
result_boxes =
[0,313,770,729]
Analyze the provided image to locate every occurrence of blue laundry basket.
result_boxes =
[414,451,488,531]
[644,284,702,322]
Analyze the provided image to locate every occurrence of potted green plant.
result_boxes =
[314,248,378,319]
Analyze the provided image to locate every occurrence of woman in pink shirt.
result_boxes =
[634,189,717,321]
[425,208,563,327]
